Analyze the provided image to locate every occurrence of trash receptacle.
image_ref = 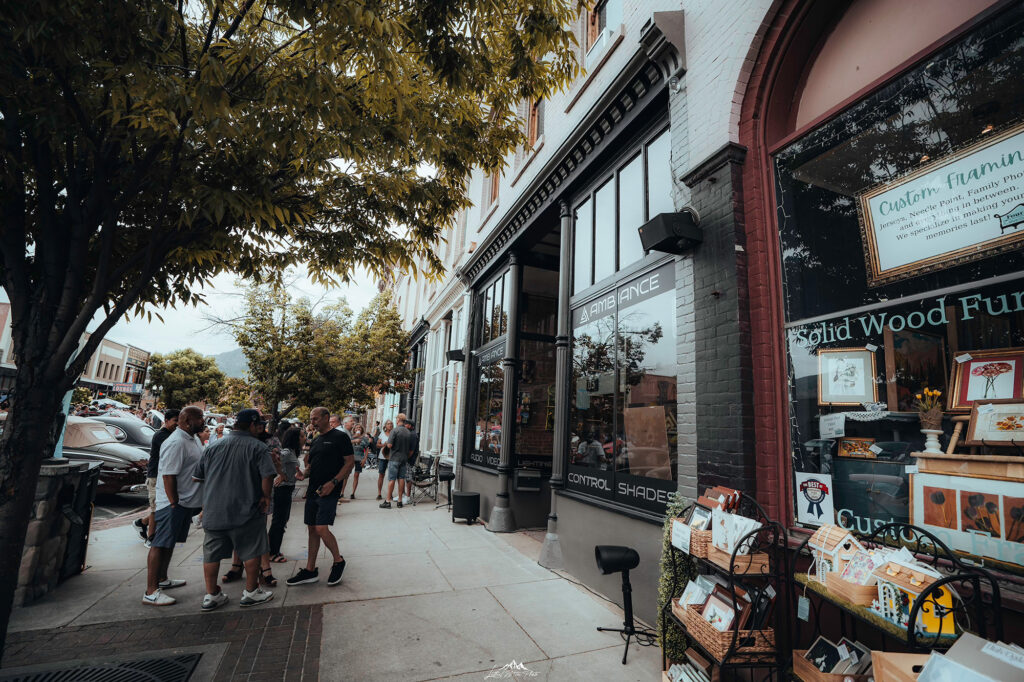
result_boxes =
[60,461,100,581]
[452,491,480,525]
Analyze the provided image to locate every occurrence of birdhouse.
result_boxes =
[807,524,863,585]
[869,561,956,636]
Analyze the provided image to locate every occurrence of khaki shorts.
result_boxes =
[146,477,157,511]
[202,514,269,563]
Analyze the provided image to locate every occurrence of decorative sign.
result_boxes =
[572,261,675,328]
[796,472,835,526]
[858,123,1024,287]
[110,383,143,393]
[819,413,846,439]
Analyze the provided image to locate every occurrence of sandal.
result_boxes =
[222,563,243,583]
[269,553,288,563]
[260,567,278,587]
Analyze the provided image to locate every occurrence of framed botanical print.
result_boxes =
[949,348,1024,411]
[966,399,1024,447]
[817,348,878,406]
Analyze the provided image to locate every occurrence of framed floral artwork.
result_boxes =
[948,348,1024,411]
[817,348,878,406]
[965,399,1024,446]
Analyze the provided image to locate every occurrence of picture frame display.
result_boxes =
[688,504,712,531]
[883,327,948,412]
[818,347,879,406]
[948,347,1024,411]
[701,592,736,632]
[965,399,1024,446]
[804,635,843,673]
[837,437,876,458]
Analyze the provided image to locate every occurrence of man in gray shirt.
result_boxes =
[380,413,412,509]
[192,409,277,611]
[142,406,205,606]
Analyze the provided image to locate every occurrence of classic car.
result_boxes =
[88,414,156,453]
[62,416,149,495]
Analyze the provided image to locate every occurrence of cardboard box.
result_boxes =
[872,651,930,682]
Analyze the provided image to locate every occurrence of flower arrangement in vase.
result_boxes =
[915,387,944,453]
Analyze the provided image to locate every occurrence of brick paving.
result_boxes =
[2,604,322,680]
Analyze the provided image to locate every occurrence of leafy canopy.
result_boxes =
[216,377,253,414]
[0,0,583,392]
[147,348,226,408]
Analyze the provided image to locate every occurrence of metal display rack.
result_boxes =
[791,522,1004,666]
[661,492,790,680]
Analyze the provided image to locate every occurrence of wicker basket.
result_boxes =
[707,545,770,575]
[828,576,877,606]
[690,529,711,558]
[793,651,871,681]
[683,603,775,662]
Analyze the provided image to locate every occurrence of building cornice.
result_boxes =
[423,273,467,326]
[462,16,684,285]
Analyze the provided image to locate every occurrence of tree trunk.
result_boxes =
[0,370,66,659]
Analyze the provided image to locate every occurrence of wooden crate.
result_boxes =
[827,576,877,606]
[683,603,775,662]
[793,651,871,681]
[872,652,930,682]
[707,545,770,575]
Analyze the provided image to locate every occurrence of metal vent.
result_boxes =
[0,653,201,682]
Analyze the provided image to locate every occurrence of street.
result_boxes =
[91,492,148,524]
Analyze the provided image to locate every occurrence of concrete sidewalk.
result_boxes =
[3,485,662,680]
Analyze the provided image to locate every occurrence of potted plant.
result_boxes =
[915,387,944,453]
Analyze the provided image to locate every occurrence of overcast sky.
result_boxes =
[0,268,381,357]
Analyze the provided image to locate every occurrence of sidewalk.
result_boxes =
[2,485,662,681]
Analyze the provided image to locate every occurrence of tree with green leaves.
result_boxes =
[216,377,253,414]
[71,387,92,406]
[0,0,580,649]
[146,349,226,409]
[110,392,134,405]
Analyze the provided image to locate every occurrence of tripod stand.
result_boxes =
[594,545,657,664]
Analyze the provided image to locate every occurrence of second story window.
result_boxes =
[527,99,544,147]
[586,1,606,53]
[484,171,500,212]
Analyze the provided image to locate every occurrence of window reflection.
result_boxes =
[471,359,503,469]
[593,179,615,283]
[646,130,673,218]
[516,340,556,468]
[618,154,645,269]
[571,313,617,470]
[574,198,593,294]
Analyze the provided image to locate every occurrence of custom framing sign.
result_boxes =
[858,122,1024,287]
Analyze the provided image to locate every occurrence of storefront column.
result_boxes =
[540,199,572,568]
[488,253,520,533]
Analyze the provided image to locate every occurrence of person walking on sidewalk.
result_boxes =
[135,409,180,545]
[375,419,393,500]
[287,406,353,587]
[142,407,204,606]
[342,423,370,500]
[192,408,277,611]
[268,422,304,563]
[380,413,412,509]
[401,419,420,506]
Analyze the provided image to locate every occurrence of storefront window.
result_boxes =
[572,125,672,295]
[516,340,557,470]
[468,346,504,470]
[775,6,1024,546]
[477,269,510,347]
[568,261,677,514]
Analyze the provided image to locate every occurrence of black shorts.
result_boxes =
[304,494,339,526]
[354,459,363,473]
[152,505,199,548]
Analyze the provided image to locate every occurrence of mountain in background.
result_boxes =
[212,348,248,378]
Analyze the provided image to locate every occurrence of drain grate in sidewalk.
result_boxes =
[0,653,201,682]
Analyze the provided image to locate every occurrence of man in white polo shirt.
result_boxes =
[142,406,205,606]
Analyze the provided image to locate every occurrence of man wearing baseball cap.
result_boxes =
[191,408,277,610]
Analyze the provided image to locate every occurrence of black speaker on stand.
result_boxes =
[594,545,657,665]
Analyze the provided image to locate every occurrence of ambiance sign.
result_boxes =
[859,123,1024,286]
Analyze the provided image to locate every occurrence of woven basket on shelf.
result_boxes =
[690,529,711,558]
[707,545,770,575]
[683,604,775,662]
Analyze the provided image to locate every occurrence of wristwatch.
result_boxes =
[331,478,341,486]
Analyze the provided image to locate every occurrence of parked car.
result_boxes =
[89,414,155,453]
[61,416,149,495]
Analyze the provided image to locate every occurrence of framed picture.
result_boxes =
[679,579,712,610]
[884,327,947,412]
[948,348,1024,411]
[837,437,876,459]
[688,504,712,531]
[817,348,878,406]
[911,472,1024,567]
[836,638,871,674]
[701,593,736,632]
[710,584,752,629]
[966,399,1024,446]
[804,635,843,673]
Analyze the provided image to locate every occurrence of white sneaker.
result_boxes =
[158,578,186,589]
[201,590,229,612]
[144,538,152,548]
[401,495,411,505]
[142,589,176,606]
[240,587,274,607]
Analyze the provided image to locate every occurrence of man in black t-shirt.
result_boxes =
[286,406,354,587]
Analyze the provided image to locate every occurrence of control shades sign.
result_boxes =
[858,122,1024,286]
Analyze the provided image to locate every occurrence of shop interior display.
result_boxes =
[661,489,788,677]
[914,632,1024,682]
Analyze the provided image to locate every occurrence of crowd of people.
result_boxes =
[134,405,421,610]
